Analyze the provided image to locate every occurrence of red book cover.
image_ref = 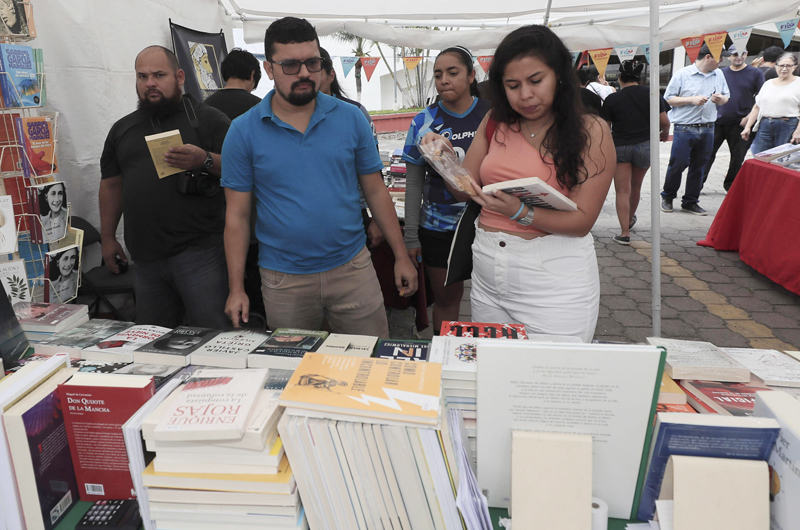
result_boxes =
[440,321,528,339]
[656,402,697,414]
[678,380,772,416]
[59,375,155,500]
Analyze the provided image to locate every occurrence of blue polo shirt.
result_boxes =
[221,91,384,274]
[664,64,730,125]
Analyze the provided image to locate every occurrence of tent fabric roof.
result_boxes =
[234,0,800,50]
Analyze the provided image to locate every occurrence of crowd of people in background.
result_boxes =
[98,17,800,344]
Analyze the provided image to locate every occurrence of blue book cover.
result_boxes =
[0,44,40,108]
[637,412,781,521]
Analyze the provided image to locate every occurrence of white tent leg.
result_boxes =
[650,0,662,337]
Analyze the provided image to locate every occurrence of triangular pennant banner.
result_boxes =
[403,56,423,71]
[477,55,493,73]
[571,51,580,65]
[775,18,799,48]
[640,43,663,64]
[728,27,753,54]
[340,57,358,78]
[588,48,613,77]
[681,36,705,63]
[703,32,727,61]
[614,45,638,63]
[361,57,379,82]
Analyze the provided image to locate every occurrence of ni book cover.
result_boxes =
[0,43,39,107]
[16,115,57,180]
[374,339,431,361]
[440,321,528,339]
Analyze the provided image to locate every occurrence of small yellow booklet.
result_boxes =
[145,129,184,179]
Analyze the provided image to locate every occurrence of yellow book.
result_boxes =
[141,454,295,494]
[280,353,442,425]
[144,129,184,178]
[659,373,687,405]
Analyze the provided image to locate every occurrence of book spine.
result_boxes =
[27,184,43,243]
[43,250,51,302]
[0,46,9,108]
[15,116,29,180]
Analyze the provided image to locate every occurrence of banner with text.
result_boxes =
[681,35,705,63]
[403,56,423,71]
[640,43,663,64]
[614,45,638,63]
[361,57,380,81]
[776,18,799,48]
[728,27,753,54]
[340,57,358,77]
[478,55,493,73]
[588,48,613,77]
[703,32,727,61]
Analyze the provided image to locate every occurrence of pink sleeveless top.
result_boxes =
[479,123,572,234]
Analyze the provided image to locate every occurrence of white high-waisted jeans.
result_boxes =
[470,225,600,343]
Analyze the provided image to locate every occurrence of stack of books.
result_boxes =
[13,301,89,342]
[278,352,484,529]
[139,368,302,529]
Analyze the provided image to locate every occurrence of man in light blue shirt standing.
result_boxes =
[661,44,730,215]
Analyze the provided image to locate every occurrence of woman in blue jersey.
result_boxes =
[402,46,490,333]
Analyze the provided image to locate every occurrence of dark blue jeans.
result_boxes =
[662,124,714,207]
[133,242,230,329]
[751,117,800,156]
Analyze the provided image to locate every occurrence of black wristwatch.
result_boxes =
[202,151,213,170]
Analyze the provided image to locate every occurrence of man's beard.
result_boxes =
[278,79,317,107]
[138,90,183,120]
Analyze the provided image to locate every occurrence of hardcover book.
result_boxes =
[0,44,40,108]
[153,368,269,442]
[440,321,527,339]
[81,324,171,362]
[13,301,88,333]
[59,372,155,500]
[0,195,17,253]
[134,326,220,366]
[374,339,431,361]
[679,379,772,416]
[44,244,80,303]
[481,177,578,211]
[190,329,270,369]
[33,319,133,357]
[0,258,29,304]
[279,353,442,426]
[637,412,781,521]
[247,328,328,370]
[16,115,57,180]
[646,337,750,383]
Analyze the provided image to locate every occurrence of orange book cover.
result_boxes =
[16,115,57,180]
[279,353,442,424]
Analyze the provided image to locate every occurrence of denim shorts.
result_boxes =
[615,141,651,168]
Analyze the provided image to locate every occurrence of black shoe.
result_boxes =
[661,199,673,213]
[682,203,707,216]
[613,235,631,245]
[629,215,637,229]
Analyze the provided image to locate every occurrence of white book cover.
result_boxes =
[754,143,800,161]
[0,259,29,305]
[476,339,663,519]
[0,196,18,253]
[722,348,800,388]
[315,333,378,357]
[82,325,171,356]
[769,149,800,167]
[647,337,750,382]
[430,335,478,381]
[482,177,578,211]
[153,368,269,442]
[191,330,270,368]
[753,391,800,530]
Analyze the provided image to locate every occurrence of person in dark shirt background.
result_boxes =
[576,66,603,115]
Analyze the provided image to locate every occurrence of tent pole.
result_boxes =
[649,0,662,337]
[543,0,554,25]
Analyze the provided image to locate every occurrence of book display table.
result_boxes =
[698,159,800,296]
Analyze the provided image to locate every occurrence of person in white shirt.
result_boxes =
[742,53,800,154]
[585,65,616,100]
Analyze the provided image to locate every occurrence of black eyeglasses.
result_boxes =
[269,57,324,75]
[777,64,796,70]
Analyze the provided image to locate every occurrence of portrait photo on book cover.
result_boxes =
[38,181,68,242]
[0,0,29,36]
[264,335,319,349]
[47,245,79,303]
[152,328,217,352]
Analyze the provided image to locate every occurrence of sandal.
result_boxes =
[613,235,631,245]
[629,215,637,230]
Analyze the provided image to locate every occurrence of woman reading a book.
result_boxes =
[402,46,490,334]
[49,246,78,303]
[40,182,68,242]
[437,26,615,342]
[742,52,800,153]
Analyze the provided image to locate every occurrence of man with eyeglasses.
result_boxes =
[221,17,417,337]
[702,44,764,192]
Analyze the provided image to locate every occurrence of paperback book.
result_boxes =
[374,339,431,361]
[44,244,80,303]
[482,177,578,211]
[33,319,133,357]
[0,43,40,108]
[134,326,220,366]
[81,324,171,362]
[16,115,57,180]
[27,181,68,244]
[13,301,88,334]
[679,379,772,416]
[190,329,270,369]
[646,337,750,382]
[753,143,800,162]
[440,321,527,339]
[0,258,29,304]
[109,363,182,389]
[316,333,378,357]
[769,149,800,167]
[0,195,17,253]
[721,348,800,388]
[247,328,328,370]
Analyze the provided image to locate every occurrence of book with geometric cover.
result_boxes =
[279,353,442,426]
[440,321,527,339]
[153,368,269,442]
[374,340,431,362]
[481,177,578,211]
[0,44,40,108]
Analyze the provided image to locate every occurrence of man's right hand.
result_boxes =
[693,95,710,106]
[225,290,250,328]
[101,239,128,274]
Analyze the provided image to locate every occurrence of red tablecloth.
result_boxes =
[698,159,800,295]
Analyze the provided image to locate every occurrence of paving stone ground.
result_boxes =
[382,133,800,350]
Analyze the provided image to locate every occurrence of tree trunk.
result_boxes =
[355,62,362,103]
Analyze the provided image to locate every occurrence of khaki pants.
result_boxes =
[260,246,390,338]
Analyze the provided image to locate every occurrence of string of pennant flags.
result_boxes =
[334,17,797,83]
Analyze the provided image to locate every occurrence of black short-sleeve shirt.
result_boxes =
[203,88,261,121]
[601,85,670,146]
[100,95,231,261]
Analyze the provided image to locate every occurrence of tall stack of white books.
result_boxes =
[139,368,305,530]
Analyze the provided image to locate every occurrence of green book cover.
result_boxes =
[33,48,44,106]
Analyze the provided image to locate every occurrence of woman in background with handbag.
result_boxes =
[402,46,490,334]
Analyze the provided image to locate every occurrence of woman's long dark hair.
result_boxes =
[487,25,592,191]
[437,46,480,97]
[618,60,644,84]
[319,47,348,99]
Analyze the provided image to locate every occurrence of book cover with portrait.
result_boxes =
[0,0,30,37]
[44,244,79,303]
[27,180,68,244]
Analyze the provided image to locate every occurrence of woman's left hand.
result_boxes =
[469,180,524,218]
